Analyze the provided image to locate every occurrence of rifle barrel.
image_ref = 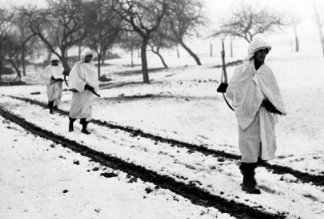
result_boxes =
[221,40,227,82]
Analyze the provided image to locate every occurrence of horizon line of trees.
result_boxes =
[0,0,321,84]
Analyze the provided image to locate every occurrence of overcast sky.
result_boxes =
[0,0,321,14]
[0,0,46,8]
[1,0,323,25]
[0,0,323,52]
[0,0,322,19]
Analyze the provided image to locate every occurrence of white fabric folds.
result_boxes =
[39,63,64,107]
[69,49,98,120]
[69,49,98,92]
[68,63,98,92]
[69,91,94,121]
[39,64,64,85]
[47,82,63,106]
[226,37,286,162]
[227,61,286,130]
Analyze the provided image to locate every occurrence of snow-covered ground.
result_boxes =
[0,117,230,219]
[0,49,323,219]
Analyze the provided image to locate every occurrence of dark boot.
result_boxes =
[48,100,55,114]
[80,118,90,135]
[249,162,258,187]
[240,163,261,194]
[69,117,76,132]
[257,157,267,166]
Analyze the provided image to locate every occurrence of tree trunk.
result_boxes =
[17,70,22,81]
[14,66,22,80]
[141,37,150,83]
[9,60,22,80]
[179,41,202,65]
[61,52,70,74]
[313,0,324,57]
[210,42,213,57]
[97,55,101,79]
[150,45,168,68]
[78,44,82,60]
[230,38,234,58]
[0,43,3,83]
[20,27,27,77]
[293,24,299,52]
[153,50,168,68]
[0,57,2,83]
[101,50,106,65]
[131,46,134,67]
[176,46,180,58]
[318,37,324,56]
[22,44,26,76]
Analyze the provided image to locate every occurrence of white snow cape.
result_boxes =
[39,65,64,85]
[226,61,286,130]
[68,49,98,120]
[68,62,99,92]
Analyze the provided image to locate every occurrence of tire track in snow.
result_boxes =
[0,103,283,219]
[9,95,324,187]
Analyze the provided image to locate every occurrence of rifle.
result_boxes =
[90,89,101,97]
[85,84,101,97]
[63,69,70,87]
[217,39,234,111]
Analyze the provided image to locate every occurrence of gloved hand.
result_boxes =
[261,99,283,115]
[63,69,70,76]
[50,76,56,84]
[84,84,95,92]
[217,82,228,93]
[51,76,63,83]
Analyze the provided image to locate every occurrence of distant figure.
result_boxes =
[226,36,286,194]
[68,49,99,134]
[39,57,64,114]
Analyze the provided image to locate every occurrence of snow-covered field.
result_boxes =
[0,116,231,219]
[0,49,323,219]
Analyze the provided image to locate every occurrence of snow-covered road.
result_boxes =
[0,94,323,219]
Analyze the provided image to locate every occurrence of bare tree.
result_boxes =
[84,0,123,78]
[26,0,87,72]
[114,0,168,83]
[312,0,324,57]
[0,8,13,82]
[161,0,205,65]
[12,7,39,76]
[290,15,303,52]
[0,7,41,82]
[3,36,24,79]
[212,3,285,43]
[148,30,176,69]
[119,31,141,67]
